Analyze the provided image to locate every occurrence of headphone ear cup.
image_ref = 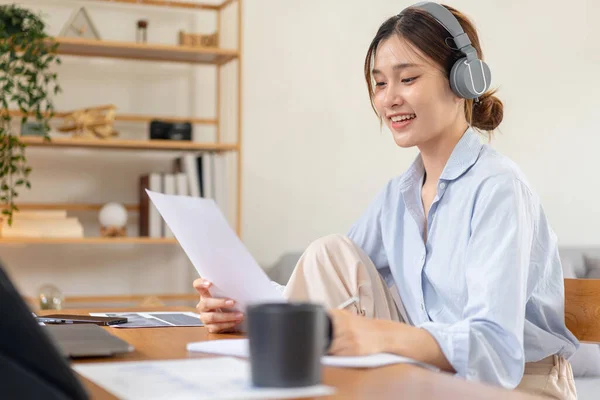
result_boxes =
[449,57,491,99]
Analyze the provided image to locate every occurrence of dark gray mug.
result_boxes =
[247,302,331,388]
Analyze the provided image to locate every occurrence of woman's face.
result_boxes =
[372,35,465,148]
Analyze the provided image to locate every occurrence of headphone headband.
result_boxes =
[399,1,472,54]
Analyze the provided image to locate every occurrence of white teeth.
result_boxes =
[391,114,416,122]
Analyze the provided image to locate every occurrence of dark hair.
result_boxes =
[364,4,503,133]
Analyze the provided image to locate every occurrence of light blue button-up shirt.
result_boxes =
[347,127,579,388]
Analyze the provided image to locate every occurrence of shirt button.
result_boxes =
[420,303,425,311]
[439,182,446,190]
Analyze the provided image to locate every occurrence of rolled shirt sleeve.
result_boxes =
[420,176,535,388]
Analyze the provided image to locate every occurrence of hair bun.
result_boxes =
[472,90,503,131]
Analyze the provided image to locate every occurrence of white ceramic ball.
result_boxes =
[98,202,128,228]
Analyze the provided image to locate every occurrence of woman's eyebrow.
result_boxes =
[372,63,421,75]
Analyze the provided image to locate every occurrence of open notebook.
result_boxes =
[187,338,439,371]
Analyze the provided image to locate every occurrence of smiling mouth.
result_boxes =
[390,114,416,122]
[389,114,417,130]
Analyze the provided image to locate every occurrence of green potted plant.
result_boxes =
[0,4,61,225]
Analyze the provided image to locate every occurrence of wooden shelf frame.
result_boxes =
[235,0,244,237]
[11,203,139,212]
[2,0,243,324]
[20,136,238,152]
[0,237,178,244]
[11,0,243,235]
[10,0,243,237]
[86,0,235,11]
[50,37,238,65]
[9,109,216,126]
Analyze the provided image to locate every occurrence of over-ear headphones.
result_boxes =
[399,2,491,100]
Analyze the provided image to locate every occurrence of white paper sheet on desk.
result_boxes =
[187,339,439,371]
[146,190,285,312]
[73,357,334,400]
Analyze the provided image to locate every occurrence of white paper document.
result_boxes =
[89,312,203,328]
[146,190,285,312]
[73,357,334,400]
[187,338,439,371]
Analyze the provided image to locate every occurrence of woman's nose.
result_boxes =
[382,85,403,109]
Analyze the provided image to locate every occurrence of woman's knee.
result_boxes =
[303,234,354,258]
[298,234,362,275]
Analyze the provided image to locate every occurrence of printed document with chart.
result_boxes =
[145,190,285,313]
[74,357,334,399]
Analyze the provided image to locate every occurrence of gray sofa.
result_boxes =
[267,247,600,399]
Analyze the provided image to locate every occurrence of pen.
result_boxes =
[337,296,360,310]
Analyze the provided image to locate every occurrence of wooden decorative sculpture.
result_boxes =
[58,104,118,139]
[178,31,218,48]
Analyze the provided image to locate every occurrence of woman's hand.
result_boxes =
[327,309,385,356]
[193,278,244,333]
[328,309,455,373]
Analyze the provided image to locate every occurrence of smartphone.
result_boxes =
[38,314,128,326]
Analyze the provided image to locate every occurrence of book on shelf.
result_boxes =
[174,152,230,218]
[174,153,201,197]
[0,210,84,238]
[162,173,176,238]
[212,153,229,219]
[175,173,188,197]
[138,152,230,238]
[160,172,189,238]
[139,173,162,238]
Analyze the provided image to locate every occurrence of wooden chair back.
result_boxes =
[564,278,600,343]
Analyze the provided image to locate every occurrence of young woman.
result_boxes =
[194,2,579,398]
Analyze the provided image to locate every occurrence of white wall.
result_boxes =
[2,0,598,300]
[242,0,600,267]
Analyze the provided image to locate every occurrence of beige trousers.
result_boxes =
[517,355,577,400]
[282,234,577,400]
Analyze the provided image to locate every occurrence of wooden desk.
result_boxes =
[45,308,543,400]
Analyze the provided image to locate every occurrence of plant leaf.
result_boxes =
[0,4,61,214]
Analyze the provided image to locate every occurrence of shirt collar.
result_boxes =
[398,153,425,190]
[397,127,483,189]
[439,127,483,181]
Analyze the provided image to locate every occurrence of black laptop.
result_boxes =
[0,262,91,399]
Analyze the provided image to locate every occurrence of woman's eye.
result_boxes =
[401,77,418,84]
[375,82,386,87]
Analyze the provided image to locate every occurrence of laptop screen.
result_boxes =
[0,262,89,400]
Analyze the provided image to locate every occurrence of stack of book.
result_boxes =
[139,152,229,238]
[0,210,84,238]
